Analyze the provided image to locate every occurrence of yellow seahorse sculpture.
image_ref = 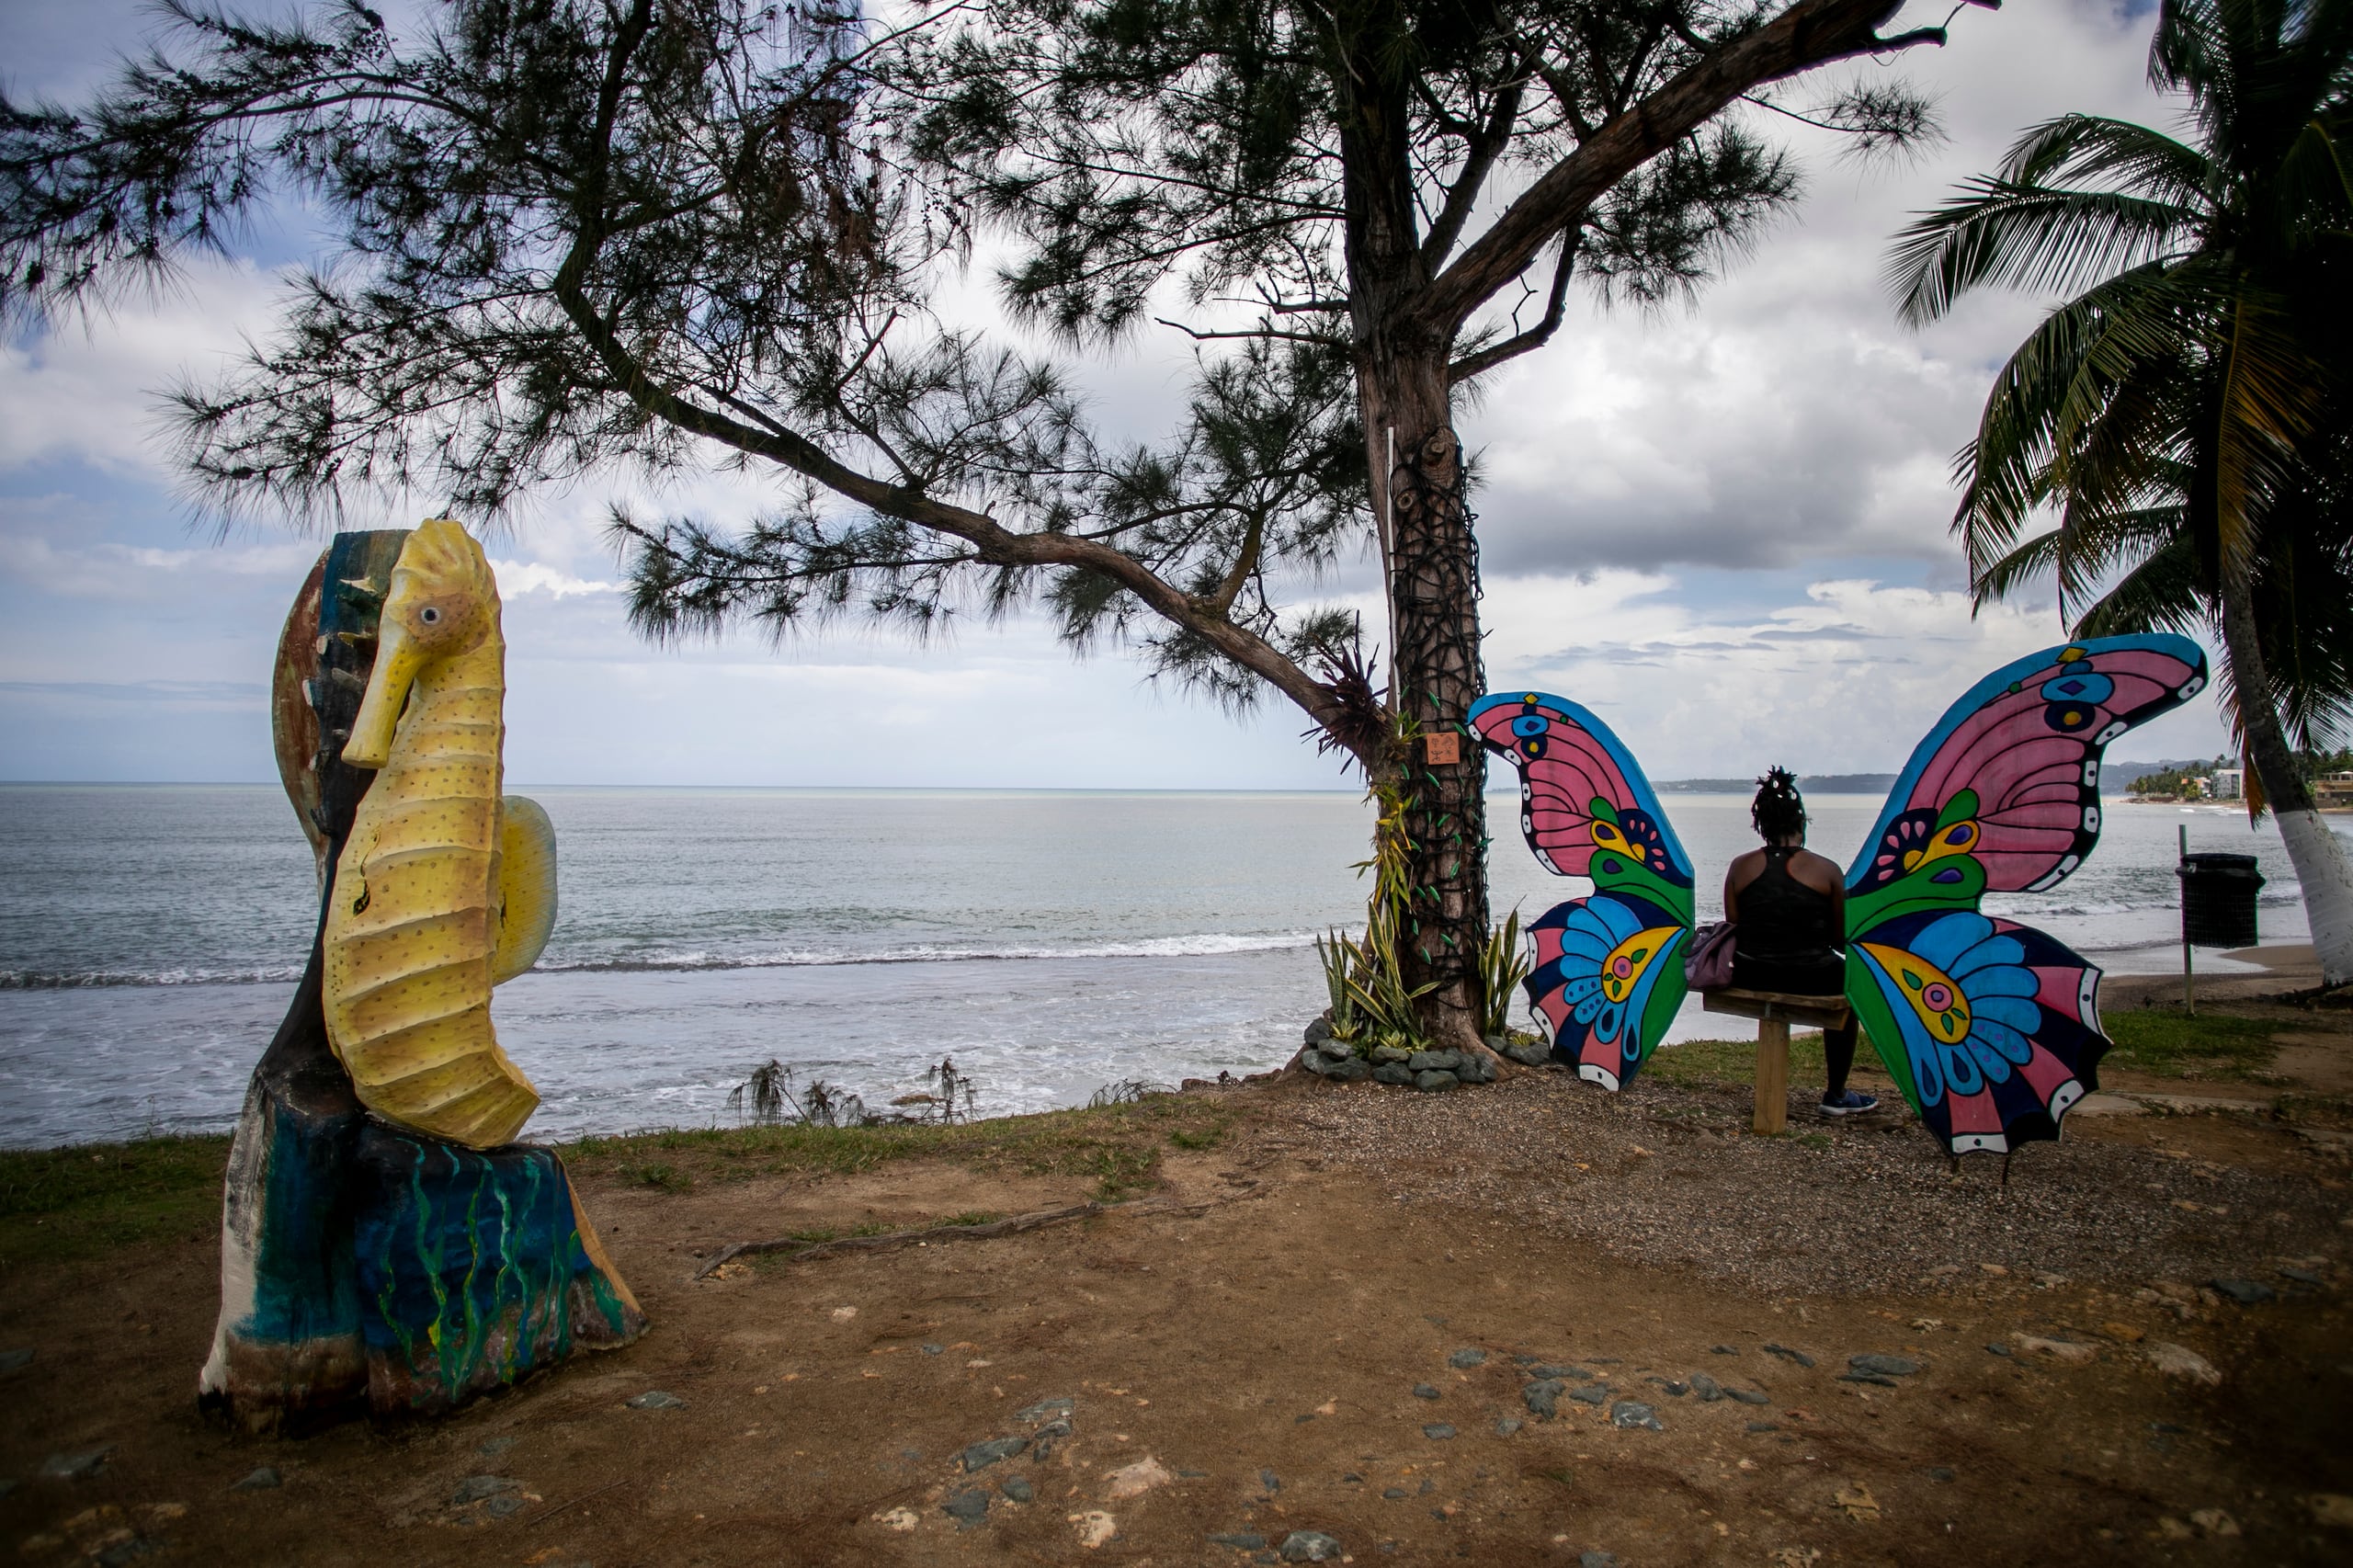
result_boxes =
[324,518,556,1148]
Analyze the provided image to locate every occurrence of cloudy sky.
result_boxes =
[0,0,2231,790]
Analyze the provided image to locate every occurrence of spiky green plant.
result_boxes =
[1478,908,1532,1039]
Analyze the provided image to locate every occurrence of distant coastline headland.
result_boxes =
[1655,760,2186,796]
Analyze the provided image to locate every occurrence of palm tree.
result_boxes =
[1886,0,2353,986]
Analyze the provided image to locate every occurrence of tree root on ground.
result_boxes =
[693,1195,1222,1279]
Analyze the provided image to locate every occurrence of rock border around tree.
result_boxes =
[1290,1016,1552,1091]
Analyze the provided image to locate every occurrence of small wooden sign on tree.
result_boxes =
[1424,732,1461,767]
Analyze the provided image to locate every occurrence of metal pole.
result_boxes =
[2179,823,2195,1017]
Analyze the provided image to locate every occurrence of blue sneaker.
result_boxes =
[1819,1089,1879,1117]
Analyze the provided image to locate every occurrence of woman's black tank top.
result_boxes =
[1734,846,1840,962]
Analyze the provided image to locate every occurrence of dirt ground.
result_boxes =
[5,1001,2353,1566]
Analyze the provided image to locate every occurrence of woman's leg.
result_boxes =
[1822,1022,1857,1098]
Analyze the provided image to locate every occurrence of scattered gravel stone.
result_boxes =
[39,1449,110,1481]
[962,1437,1029,1472]
[1280,1530,1345,1562]
[1762,1344,1814,1368]
[1017,1397,1075,1424]
[1657,1380,1688,1397]
[1521,1380,1565,1419]
[2211,1278,2277,1305]
[1725,1388,1769,1406]
[625,1391,684,1409]
[231,1467,280,1491]
[0,1349,32,1374]
[1422,1424,1456,1440]
[477,1437,517,1457]
[1302,1074,2340,1296]
[1032,1418,1074,1459]
[2279,1265,2324,1286]
[1985,1342,2011,1357]
[1383,1487,1408,1500]
[1688,1373,1723,1402]
[1447,1348,1487,1369]
[1745,1422,1779,1434]
[1848,1354,1923,1378]
[1581,1553,1621,1568]
[1839,1372,1899,1387]
[1569,1384,1609,1405]
[1609,1401,1663,1432]
[1000,1478,1034,1504]
[1495,1416,1522,1437]
[1926,1467,1958,1483]
[942,1488,990,1527]
[1711,1345,1739,1356]
[1260,1469,1281,1495]
[1412,1383,1441,1400]
[450,1475,517,1505]
[1209,1533,1267,1551]
[922,1343,944,1355]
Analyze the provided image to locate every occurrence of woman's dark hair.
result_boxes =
[1752,766,1806,842]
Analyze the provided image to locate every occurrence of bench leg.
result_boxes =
[1753,1019,1790,1135]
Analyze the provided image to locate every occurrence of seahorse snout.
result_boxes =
[342,619,421,769]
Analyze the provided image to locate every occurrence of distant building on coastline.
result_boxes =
[2319,771,2353,809]
[2209,767,2243,801]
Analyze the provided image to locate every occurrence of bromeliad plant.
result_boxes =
[1316,774,1438,1054]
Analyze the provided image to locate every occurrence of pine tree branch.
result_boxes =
[1419,0,1961,333]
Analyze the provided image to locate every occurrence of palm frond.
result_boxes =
[1888,179,2200,326]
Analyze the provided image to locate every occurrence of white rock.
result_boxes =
[2143,1341,2222,1386]
[1068,1510,1118,1549]
[2009,1333,2098,1366]
[872,1506,917,1532]
[1103,1457,1172,1500]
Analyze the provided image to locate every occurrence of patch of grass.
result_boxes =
[0,1134,231,1272]
[2101,1009,2280,1081]
[1642,1035,1830,1089]
[934,1210,1002,1229]
[620,1161,689,1190]
[1794,1131,1833,1152]
[558,1091,1239,1203]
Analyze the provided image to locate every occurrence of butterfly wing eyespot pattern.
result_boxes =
[1470,691,1695,1090]
[1841,634,2210,1156]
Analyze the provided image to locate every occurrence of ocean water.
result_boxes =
[0,782,2326,1147]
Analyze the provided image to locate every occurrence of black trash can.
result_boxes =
[2178,852,2264,949]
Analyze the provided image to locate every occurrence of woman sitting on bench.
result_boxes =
[1722,767,1877,1118]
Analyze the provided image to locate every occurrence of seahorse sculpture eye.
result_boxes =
[322,517,554,1147]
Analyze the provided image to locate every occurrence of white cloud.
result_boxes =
[0,257,283,480]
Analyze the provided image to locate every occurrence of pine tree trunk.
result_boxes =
[1363,356,1492,1051]
[2216,569,2353,985]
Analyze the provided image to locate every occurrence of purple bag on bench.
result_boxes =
[1684,920,1735,992]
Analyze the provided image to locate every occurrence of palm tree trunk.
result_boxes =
[2217,568,2353,985]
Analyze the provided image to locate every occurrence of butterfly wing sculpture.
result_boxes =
[1842,635,2210,1154]
[1469,692,1695,1089]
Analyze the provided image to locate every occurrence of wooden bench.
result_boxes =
[1700,988,1854,1134]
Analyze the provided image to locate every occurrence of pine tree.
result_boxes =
[3,0,1985,1047]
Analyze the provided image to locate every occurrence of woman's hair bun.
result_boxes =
[1752,766,1806,839]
